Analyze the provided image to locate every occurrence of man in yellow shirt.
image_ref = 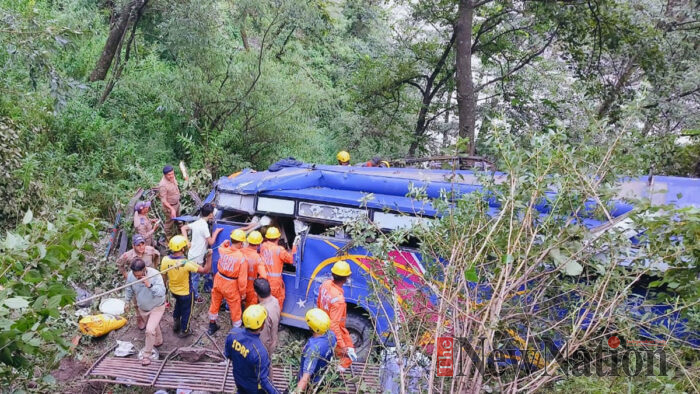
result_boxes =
[161,235,211,337]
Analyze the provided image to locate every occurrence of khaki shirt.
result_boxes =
[158,176,180,205]
[259,296,280,356]
[116,246,161,273]
[133,212,155,245]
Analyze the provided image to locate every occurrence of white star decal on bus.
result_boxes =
[296,298,307,308]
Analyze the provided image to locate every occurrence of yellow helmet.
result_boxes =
[231,229,246,242]
[247,230,263,245]
[336,151,350,163]
[242,304,267,330]
[265,227,281,239]
[305,308,331,334]
[331,260,351,276]
[380,160,391,168]
[168,235,188,252]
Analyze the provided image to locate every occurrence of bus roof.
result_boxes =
[214,162,700,219]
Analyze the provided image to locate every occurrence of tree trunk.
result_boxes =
[240,9,250,51]
[97,0,147,105]
[455,0,477,155]
[89,1,136,82]
[442,90,453,150]
[408,32,456,157]
[408,92,432,157]
[596,56,636,119]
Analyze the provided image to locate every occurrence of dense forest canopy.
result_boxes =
[0,0,697,225]
[0,0,698,391]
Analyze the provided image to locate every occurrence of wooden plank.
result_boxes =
[84,344,117,378]
[151,348,176,386]
[219,359,230,392]
[188,190,203,208]
[87,356,381,393]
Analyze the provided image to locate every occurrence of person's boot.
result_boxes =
[208,322,220,335]
[173,318,180,333]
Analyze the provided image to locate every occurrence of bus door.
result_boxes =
[280,234,352,329]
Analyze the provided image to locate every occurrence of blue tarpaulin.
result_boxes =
[214,162,700,223]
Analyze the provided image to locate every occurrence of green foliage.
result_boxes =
[0,0,697,389]
[346,128,699,392]
[0,207,99,386]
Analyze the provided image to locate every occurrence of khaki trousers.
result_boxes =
[138,303,165,354]
[163,202,180,238]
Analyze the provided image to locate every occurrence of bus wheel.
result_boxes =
[346,311,372,363]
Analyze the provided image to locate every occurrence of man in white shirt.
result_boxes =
[180,203,222,303]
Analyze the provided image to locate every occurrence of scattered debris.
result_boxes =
[114,341,136,357]
[74,308,91,318]
[98,298,125,316]
[137,348,159,361]
[175,346,224,362]
[72,284,93,308]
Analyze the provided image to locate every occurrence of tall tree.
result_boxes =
[89,0,148,82]
[454,0,476,154]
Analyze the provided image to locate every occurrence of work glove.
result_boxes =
[347,347,357,362]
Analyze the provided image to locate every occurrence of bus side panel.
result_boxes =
[280,236,344,329]
[279,235,397,337]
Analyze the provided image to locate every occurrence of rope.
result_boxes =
[73,220,267,308]
[71,244,224,308]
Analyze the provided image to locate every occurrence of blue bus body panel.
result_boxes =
[279,235,394,335]
[204,162,700,353]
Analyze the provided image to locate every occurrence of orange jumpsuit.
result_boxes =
[318,279,353,368]
[208,244,247,327]
[260,241,295,309]
[242,246,267,308]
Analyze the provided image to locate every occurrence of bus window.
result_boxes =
[218,209,251,224]
[308,222,348,238]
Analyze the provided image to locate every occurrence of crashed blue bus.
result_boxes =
[179,160,700,363]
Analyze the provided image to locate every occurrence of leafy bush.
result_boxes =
[345,129,699,392]
[0,207,99,388]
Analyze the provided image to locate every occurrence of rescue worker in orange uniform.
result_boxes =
[317,260,356,371]
[208,229,248,335]
[260,227,295,309]
[242,231,267,308]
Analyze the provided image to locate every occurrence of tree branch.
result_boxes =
[474,23,535,54]
[642,86,700,109]
[406,80,427,95]
[476,28,557,93]
[472,9,513,53]
[214,8,281,130]
[474,0,497,8]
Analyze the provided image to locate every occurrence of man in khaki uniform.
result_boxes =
[116,234,161,279]
[134,201,159,246]
[255,278,280,379]
[158,165,181,238]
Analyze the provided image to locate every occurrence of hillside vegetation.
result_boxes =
[0,0,698,392]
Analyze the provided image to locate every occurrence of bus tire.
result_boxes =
[346,311,373,363]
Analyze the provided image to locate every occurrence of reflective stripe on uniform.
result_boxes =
[217,272,238,281]
[267,273,282,277]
